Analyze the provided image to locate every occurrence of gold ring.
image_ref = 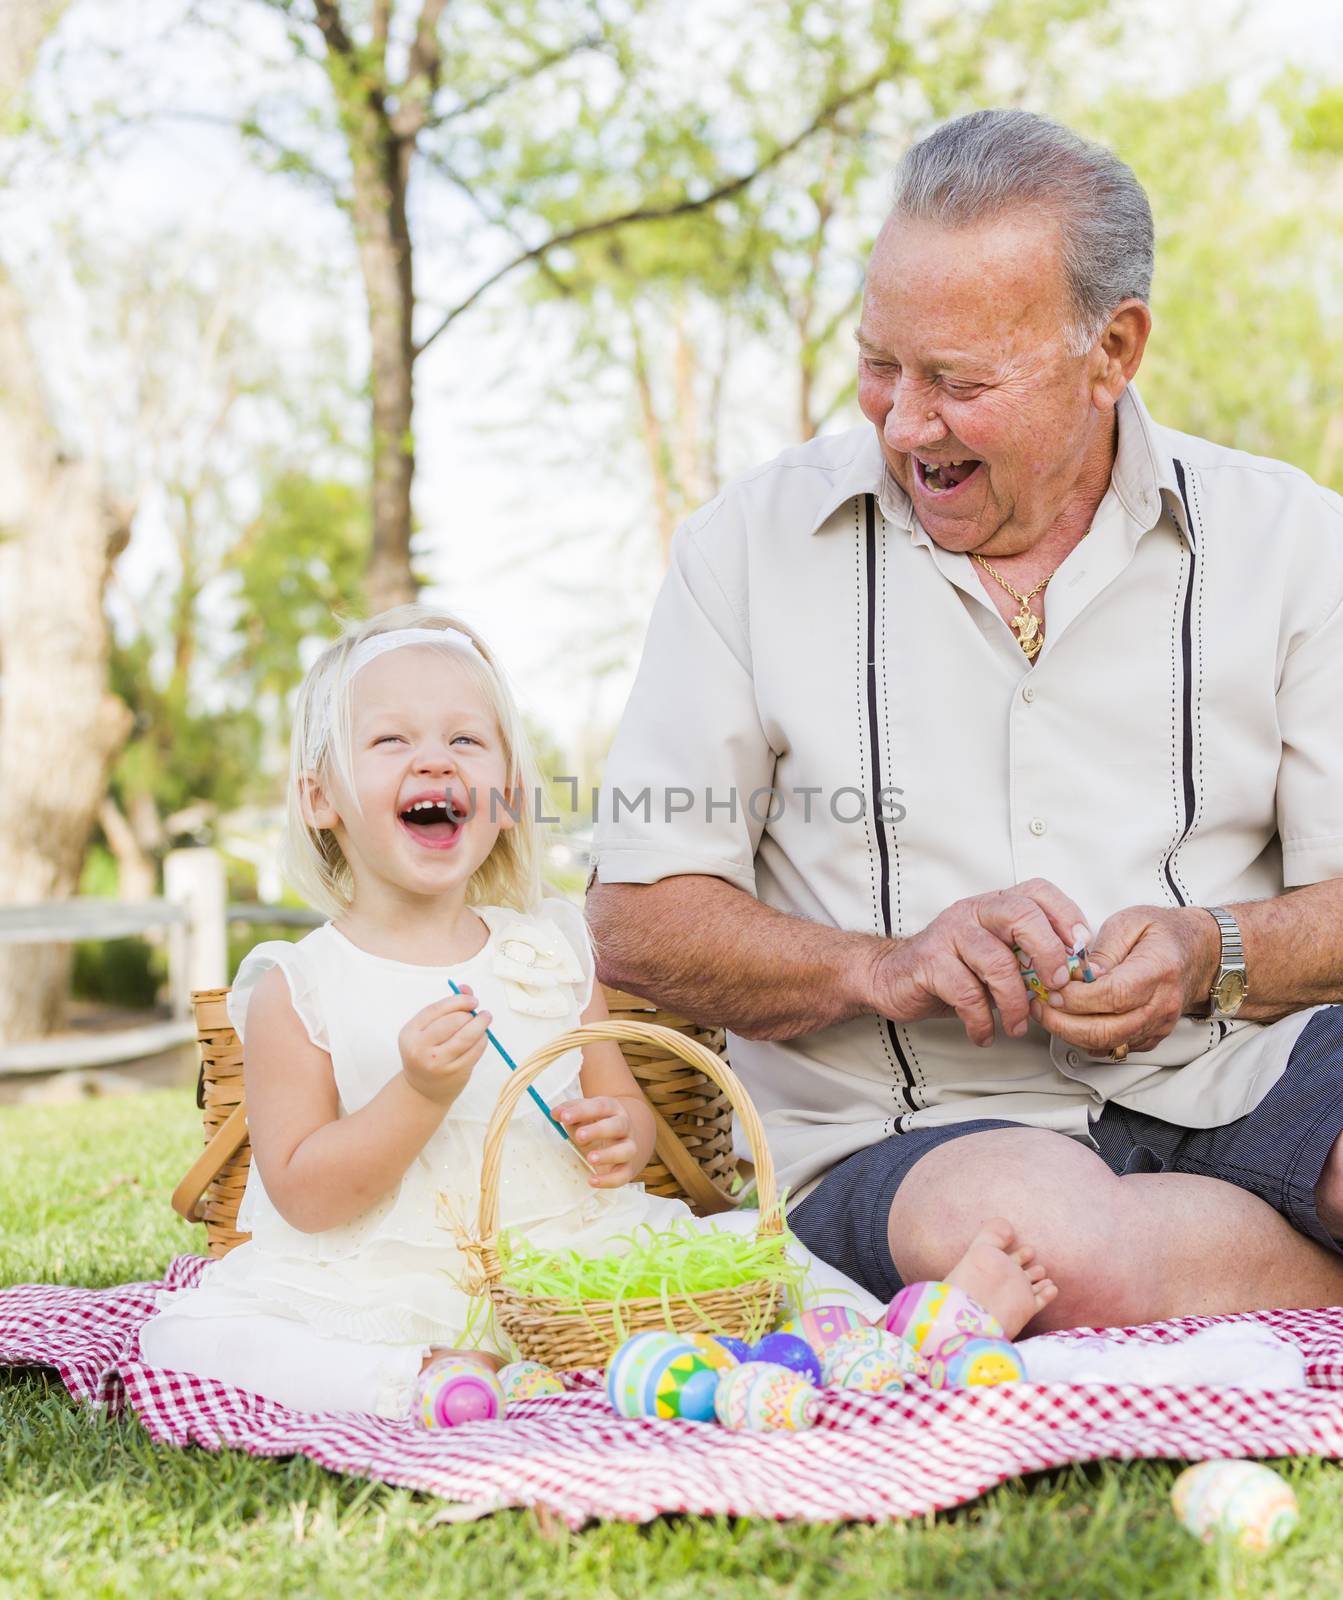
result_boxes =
[1108,1043,1129,1063]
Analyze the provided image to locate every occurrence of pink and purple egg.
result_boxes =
[414,1358,506,1430]
[884,1280,1004,1357]
[777,1304,869,1358]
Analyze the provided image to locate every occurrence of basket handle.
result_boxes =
[170,1101,248,1222]
[472,1019,780,1285]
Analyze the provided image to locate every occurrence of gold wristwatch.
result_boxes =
[1205,906,1248,1020]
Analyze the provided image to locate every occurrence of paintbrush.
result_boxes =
[447,977,597,1175]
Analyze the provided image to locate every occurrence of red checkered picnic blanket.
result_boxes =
[5,1255,1343,1526]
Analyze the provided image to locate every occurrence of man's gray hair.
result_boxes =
[890,109,1154,355]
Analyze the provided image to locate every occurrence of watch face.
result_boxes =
[1214,971,1247,1014]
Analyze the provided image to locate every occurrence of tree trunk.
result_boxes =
[629,312,678,564]
[98,795,158,904]
[0,266,132,1043]
[336,87,417,611]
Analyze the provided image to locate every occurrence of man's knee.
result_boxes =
[886,1128,1145,1329]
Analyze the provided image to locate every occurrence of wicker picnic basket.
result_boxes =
[171,986,740,1259]
[454,1019,783,1368]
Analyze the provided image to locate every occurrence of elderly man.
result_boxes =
[586,109,1343,1331]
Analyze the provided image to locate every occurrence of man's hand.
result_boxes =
[397,988,491,1108]
[555,1095,643,1187]
[865,878,1092,1047]
[1032,905,1221,1055]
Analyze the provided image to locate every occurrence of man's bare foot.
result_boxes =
[945,1217,1058,1340]
[418,1347,505,1376]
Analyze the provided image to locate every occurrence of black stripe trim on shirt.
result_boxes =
[864,493,915,1108]
[1161,459,1198,907]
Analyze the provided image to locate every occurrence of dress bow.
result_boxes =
[489,915,586,1018]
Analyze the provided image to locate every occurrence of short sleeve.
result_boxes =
[226,938,330,1052]
[539,895,596,1015]
[1278,582,1343,886]
[594,510,776,895]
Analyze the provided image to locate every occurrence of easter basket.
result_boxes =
[457,1019,784,1369]
[171,988,740,1259]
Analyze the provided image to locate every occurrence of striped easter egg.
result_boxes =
[820,1326,921,1394]
[605,1331,720,1422]
[714,1361,820,1433]
[1172,1461,1298,1551]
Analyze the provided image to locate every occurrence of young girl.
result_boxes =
[140,607,1055,1418]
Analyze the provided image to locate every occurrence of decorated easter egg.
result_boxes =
[751,1331,823,1386]
[1172,1461,1298,1552]
[684,1332,741,1373]
[497,1360,564,1404]
[714,1360,820,1433]
[415,1358,505,1429]
[885,1280,1004,1356]
[713,1335,753,1365]
[606,1331,720,1422]
[820,1326,921,1393]
[926,1336,1026,1390]
[778,1304,869,1358]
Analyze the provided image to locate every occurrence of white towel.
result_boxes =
[1017,1322,1307,1388]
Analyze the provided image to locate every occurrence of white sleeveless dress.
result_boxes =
[139,898,879,1416]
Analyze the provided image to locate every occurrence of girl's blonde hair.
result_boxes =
[284,604,545,919]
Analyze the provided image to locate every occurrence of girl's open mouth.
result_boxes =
[913,455,983,499]
[397,798,464,852]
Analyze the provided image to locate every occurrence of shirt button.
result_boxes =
[1029,818,1047,836]
[1065,1050,1081,1068]
[1022,685,1037,703]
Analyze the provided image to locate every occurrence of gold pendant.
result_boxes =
[1012,605,1042,660]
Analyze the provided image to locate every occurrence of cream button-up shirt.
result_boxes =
[593,387,1343,1199]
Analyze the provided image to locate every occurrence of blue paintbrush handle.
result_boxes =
[447,978,579,1152]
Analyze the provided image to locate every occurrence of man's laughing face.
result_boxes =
[856,208,1111,559]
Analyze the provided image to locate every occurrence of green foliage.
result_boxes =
[102,470,366,883]
[1291,85,1343,155]
[110,635,266,825]
[227,472,369,705]
[70,937,163,1011]
[1070,82,1343,492]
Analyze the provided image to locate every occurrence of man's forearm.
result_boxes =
[1222,878,1343,1023]
[586,876,887,1040]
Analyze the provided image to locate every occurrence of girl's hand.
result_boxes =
[398,988,491,1108]
[556,1096,642,1188]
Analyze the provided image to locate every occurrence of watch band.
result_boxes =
[1205,905,1247,1017]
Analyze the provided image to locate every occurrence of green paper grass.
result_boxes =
[498,1216,806,1345]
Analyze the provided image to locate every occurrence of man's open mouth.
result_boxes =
[397,795,465,851]
[913,455,983,496]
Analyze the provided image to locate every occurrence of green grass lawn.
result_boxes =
[3,1090,1342,1599]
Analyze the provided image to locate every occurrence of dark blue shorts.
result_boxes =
[789,1005,1343,1304]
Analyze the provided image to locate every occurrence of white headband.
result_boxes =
[345,626,484,680]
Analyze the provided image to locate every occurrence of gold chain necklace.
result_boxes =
[971,533,1088,662]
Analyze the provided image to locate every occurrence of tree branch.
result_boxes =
[419,33,603,132]
[414,64,887,358]
[76,108,345,197]
[311,0,357,62]
[389,0,449,138]
[417,146,574,299]
[371,0,391,60]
